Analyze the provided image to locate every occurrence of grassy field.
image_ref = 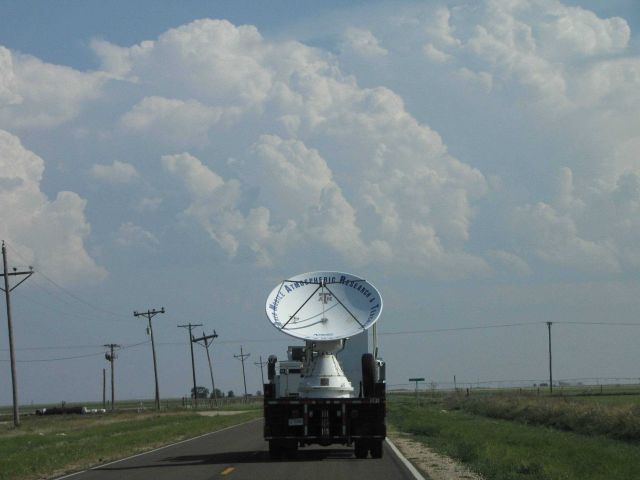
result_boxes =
[0,396,262,419]
[444,393,640,441]
[388,393,640,480]
[0,407,261,480]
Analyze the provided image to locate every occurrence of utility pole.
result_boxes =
[104,344,120,411]
[102,368,106,409]
[1,241,33,427]
[134,308,165,410]
[409,377,425,406]
[178,323,203,407]
[547,321,553,394]
[254,356,266,387]
[234,346,250,401]
[193,330,219,406]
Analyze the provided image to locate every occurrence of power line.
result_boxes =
[1,351,106,363]
[5,319,640,355]
[378,320,640,336]
[554,321,640,327]
[5,242,130,322]
[378,321,543,336]
[0,343,106,352]
[13,286,131,326]
[0,340,150,363]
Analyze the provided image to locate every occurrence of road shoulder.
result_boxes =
[388,431,484,480]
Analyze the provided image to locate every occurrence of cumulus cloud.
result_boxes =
[368,0,640,274]
[94,19,273,108]
[423,43,451,63]
[487,250,532,276]
[341,27,388,57]
[119,96,240,147]
[5,3,636,280]
[513,201,620,274]
[0,47,21,105]
[114,222,159,248]
[425,7,461,48]
[512,166,640,273]
[0,130,106,285]
[135,196,162,212]
[161,152,295,265]
[0,48,103,128]
[91,160,139,184]
[536,4,630,57]
[454,0,635,110]
[79,18,490,277]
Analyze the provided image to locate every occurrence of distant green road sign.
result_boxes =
[409,378,425,382]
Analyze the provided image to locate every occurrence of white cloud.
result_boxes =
[87,18,492,278]
[91,160,139,184]
[537,5,630,57]
[456,67,493,92]
[119,96,241,147]
[423,43,451,63]
[513,201,620,273]
[487,250,532,276]
[114,222,159,248]
[453,0,635,110]
[162,152,225,198]
[0,48,104,128]
[162,152,295,264]
[512,166,640,274]
[0,130,106,285]
[425,7,461,48]
[93,19,273,108]
[341,27,388,57]
[0,47,21,105]
[135,196,162,212]
[6,6,635,279]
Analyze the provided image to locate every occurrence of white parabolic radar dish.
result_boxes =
[265,271,383,341]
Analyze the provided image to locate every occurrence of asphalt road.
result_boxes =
[57,418,419,480]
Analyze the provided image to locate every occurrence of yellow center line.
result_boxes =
[221,466,235,476]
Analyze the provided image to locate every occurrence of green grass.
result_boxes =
[0,408,261,480]
[388,396,640,480]
[444,394,640,441]
[0,397,262,421]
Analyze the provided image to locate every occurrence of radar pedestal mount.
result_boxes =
[266,271,383,399]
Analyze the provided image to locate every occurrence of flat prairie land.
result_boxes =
[0,408,261,480]
[388,393,640,480]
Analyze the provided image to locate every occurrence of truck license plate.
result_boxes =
[288,418,304,426]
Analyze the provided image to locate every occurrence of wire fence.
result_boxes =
[389,377,640,397]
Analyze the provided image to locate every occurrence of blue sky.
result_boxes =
[1,0,640,405]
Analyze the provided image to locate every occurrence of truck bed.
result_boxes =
[264,396,386,444]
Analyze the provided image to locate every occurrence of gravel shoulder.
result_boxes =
[197,410,247,416]
[389,431,484,480]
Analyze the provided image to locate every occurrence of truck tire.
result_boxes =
[370,439,383,459]
[362,353,376,397]
[268,440,283,459]
[354,440,368,459]
[284,441,298,459]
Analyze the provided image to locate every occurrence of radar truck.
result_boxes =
[263,271,386,459]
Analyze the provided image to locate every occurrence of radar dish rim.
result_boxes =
[265,270,383,342]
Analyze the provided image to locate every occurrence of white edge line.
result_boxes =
[52,417,261,480]
[386,437,427,480]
